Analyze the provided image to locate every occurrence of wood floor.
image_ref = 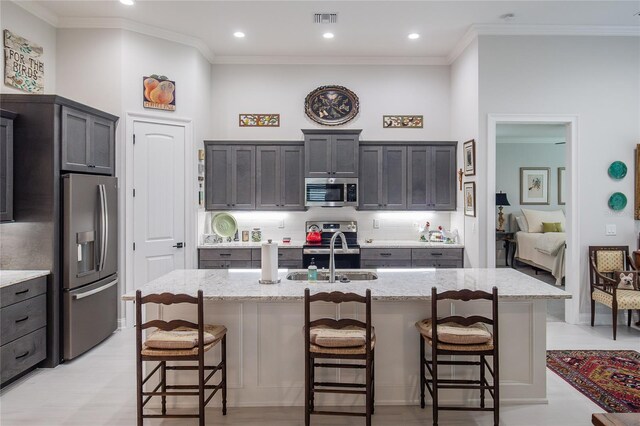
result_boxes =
[1,321,638,425]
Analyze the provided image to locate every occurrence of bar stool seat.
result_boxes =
[415,319,492,346]
[144,325,226,351]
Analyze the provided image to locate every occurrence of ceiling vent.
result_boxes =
[313,13,338,24]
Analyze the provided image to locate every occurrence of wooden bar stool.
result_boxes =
[304,288,375,426]
[135,290,227,426]
[416,287,499,426]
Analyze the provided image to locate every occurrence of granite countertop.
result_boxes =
[0,270,50,288]
[198,241,305,249]
[198,240,463,249]
[122,268,570,302]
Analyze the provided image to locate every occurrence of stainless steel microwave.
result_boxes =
[305,178,358,207]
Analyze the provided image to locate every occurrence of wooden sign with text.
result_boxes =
[3,30,44,93]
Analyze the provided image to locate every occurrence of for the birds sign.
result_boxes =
[3,30,44,93]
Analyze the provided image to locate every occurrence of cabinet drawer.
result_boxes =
[0,276,47,308]
[361,259,412,269]
[361,248,412,260]
[411,248,463,260]
[0,294,47,346]
[412,259,462,269]
[199,249,252,261]
[1,327,46,384]
[252,248,302,261]
[278,260,303,269]
[199,260,253,269]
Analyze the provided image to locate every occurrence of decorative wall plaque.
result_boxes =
[383,115,423,128]
[304,85,359,126]
[143,75,176,111]
[3,30,44,93]
[239,114,280,127]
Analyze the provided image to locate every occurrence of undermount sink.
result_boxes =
[286,270,378,281]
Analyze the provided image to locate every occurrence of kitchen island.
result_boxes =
[123,268,569,408]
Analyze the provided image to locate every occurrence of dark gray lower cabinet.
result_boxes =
[361,248,463,268]
[256,146,304,210]
[0,111,16,222]
[205,144,255,210]
[198,247,303,269]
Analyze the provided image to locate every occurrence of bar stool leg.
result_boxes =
[493,354,500,426]
[161,361,167,415]
[432,354,438,426]
[480,355,485,408]
[136,353,143,426]
[222,335,227,415]
[419,335,425,409]
[305,354,311,426]
[371,349,375,415]
[199,352,205,426]
[366,352,372,426]
[310,357,315,411]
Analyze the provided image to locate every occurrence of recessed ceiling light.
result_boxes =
[233,32,245,38]
[408,33,420,40]
[119,0,134,5]
[323,32,335,39]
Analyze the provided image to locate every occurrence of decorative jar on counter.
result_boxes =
[251,228,262,242]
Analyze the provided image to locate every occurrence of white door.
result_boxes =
[133,121,186,290]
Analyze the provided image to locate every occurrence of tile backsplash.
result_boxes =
[198,208,456,244]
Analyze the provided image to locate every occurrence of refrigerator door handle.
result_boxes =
[72,279,118,300]
[98,184,107,271]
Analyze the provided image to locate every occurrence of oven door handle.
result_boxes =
[303,248,360,255]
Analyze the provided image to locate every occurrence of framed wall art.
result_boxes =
[464,182,476,217]
[383,115,423,128]
[304,85,359,126]
[239,114,280,127]
[636,144,640,220]
[558,167,566,205]
[143,75,176,111]
[520,167,550,205]
[4,30,44,93]
[463,139,476,176]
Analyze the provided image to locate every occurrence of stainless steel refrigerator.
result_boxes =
[62,174,118,360]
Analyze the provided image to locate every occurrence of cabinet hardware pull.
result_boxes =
[15,351,30,359]
[431,253,443,256]
[15,289,29,295]
[380,253,392,256]
[219,253,231,257]
[15,316,29,323]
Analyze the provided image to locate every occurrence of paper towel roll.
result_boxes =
[260,239,279,283]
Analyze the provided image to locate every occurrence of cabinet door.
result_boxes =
[382,146,407,209]
[358,146,383,210]
[61,106,91,172]
[89,116,115,175]
[280,145,304,210]
[0,117,13,222]
[205,144,231,210]
[231,146,255,209]
[256,146,280,210]
[407,146,433,210]
[304,135,332,177]
[331,135,358,177]
[431,145,456,210]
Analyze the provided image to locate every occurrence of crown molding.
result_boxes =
[13,0,60,27]
[211,55,449,66]
[447,26,478,64]
[474,23,640,37]
[57,17,215,63]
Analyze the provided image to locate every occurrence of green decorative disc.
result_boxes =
[211,213,238,237]
[608,192,627,211]
[608,161,627,179]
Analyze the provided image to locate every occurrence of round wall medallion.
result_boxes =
[304,85,359,126]
[608,161,627,179]
[608,192,627,211]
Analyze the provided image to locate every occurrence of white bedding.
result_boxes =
[515,232,566,285]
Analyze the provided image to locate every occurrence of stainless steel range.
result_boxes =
[303,221,360,269]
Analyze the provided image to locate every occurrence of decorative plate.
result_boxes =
[608,161,627,179]
[608,192,627,211]
[304,85,359,126]
[211,213,238,238]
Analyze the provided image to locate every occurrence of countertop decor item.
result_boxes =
[211,213,238,238]
[304,85,359,126]
[251,228,262,242]
[496,191,511,231]
[608,192,627,211]
[608,161,627,180]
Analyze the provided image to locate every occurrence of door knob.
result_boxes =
[173,242,184,248]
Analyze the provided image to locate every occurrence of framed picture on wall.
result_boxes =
[464,182,476,217]
[463,139,476,176]
[520,167,550,205]
[636,144,640,220]
[558,167,566,205]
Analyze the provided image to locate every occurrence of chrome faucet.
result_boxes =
[329,232,348,283]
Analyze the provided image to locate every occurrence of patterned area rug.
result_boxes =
[547,350,640,413]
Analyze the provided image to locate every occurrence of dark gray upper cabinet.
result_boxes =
[303,130,360,178]
[205,144,255,210]
[256,145,304,210]
[407,144,456,211]
[1,111,16,222]
[61,106,115,175]
[358,145,407,210]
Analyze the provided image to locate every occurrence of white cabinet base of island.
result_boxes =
[123,268,570,409]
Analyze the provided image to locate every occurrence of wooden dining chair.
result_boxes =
[304,288,375,426]
[135,290,227,425]
[417,287,499,426]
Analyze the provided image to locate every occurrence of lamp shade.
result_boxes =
[496,192,510,206]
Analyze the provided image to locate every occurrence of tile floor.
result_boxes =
[1,320,638,425]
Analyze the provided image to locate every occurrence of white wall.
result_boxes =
[210,64,450,141]
[449,39,479,267]
[0,1,56,94]
[478,35,640,318]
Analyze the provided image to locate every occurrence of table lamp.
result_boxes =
[496,191,510,231]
